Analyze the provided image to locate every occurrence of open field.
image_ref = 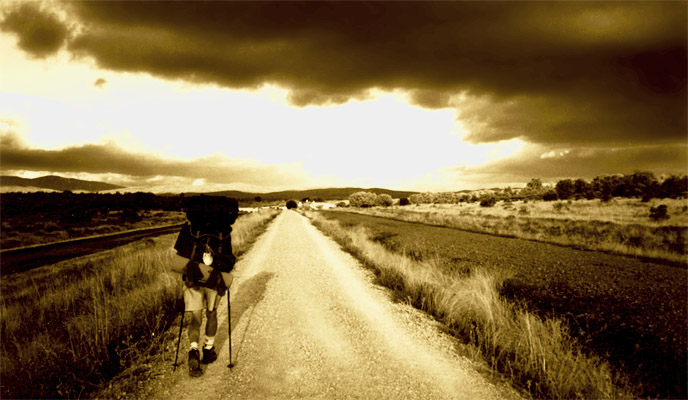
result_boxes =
[312,209,686,399]
[0,209,280,399]
[345,198,688,264]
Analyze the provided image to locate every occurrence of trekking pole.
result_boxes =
[173,304,185,371]
[227,288,234,368]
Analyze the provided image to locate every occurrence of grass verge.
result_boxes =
[306,210,634,399]
[0,209,280,399]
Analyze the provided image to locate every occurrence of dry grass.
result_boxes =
[345,198,688,264]
[0,209,279,399]
[306,211,633,399]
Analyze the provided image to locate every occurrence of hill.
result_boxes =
[209,187,418,201]
[0,175,124,192]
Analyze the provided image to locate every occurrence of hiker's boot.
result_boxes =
[188,349,203,377]
[202,346,217,364]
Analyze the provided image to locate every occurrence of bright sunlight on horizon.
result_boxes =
[0,33,526,192]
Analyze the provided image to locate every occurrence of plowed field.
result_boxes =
[319,210,687,399]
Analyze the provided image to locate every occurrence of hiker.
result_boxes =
[171,195,238,377]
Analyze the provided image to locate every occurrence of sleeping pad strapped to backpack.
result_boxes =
[174,195,239,296]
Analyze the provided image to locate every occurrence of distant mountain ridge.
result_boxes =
[208,187,419,201]
[1,175,418,200]
[1,175,125,192]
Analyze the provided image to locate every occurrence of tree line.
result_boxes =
[347,172,687,207]
[1,191,186,224]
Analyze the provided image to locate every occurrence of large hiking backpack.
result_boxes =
[186,195,239,233]
[174,195,239,274]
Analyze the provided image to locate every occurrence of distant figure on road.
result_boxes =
[171,195,238,377]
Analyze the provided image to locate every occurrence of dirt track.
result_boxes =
[144,211,521,399]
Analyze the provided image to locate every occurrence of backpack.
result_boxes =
[173,195,239,293]
[185,194,239,233]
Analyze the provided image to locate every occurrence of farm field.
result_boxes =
[346,198,688,264]
[316,210,687,399]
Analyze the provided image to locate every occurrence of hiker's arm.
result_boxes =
[168,250,188,274]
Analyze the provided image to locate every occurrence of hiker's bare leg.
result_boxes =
[188,310,202,346]
[204,290,222,339]
[206,309,217,337]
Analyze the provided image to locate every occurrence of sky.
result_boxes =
[0,1,686,193]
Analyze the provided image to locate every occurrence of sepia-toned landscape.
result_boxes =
[1,2,686,400]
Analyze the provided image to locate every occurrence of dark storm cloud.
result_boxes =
[0,3,69,58]
[2,2,686,146]
[0,132,307,187]
[455,144,688,185]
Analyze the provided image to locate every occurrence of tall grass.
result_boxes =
[346,198,688,264]
[306,211,633,399]
[0,209,279,399]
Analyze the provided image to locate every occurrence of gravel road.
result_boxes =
[146,210,521,400]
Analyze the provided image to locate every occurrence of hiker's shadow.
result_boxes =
[214,271,274,366]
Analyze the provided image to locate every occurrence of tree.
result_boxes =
[409,192,436,204]
[555,179,575,200]
[254,196,262,202]
[592,175,619,201]
[399,197,410,206]
[286,200,298,209]
[376,194,393,207]
[649,204,669,221]
[479,195,496,207]
[526,178,543,191]
[629,171,656,197]
[543,190,559,201]
[349,192,378,207]
[661,175,688,198]
[573,179,593,199]
[522,178,545,199]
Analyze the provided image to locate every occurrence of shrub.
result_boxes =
[349,191,378,207]
[119,208,142,222]
[555,179,575,200]
[649,205,669,221]
[543,190,559,201]
[376,194,394,207]
[479,196,496,207]
[43,222,62,233]
[286,200,298,209]
[399,198,410,206]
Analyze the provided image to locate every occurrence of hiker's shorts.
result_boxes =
[184,286,219,312]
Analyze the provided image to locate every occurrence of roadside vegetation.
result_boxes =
[314,209,687,399]
[306,211,634,399]
[341,173,687,264]
[0,208,280,399]
[346,198,687,264]
[1,191,188,249]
